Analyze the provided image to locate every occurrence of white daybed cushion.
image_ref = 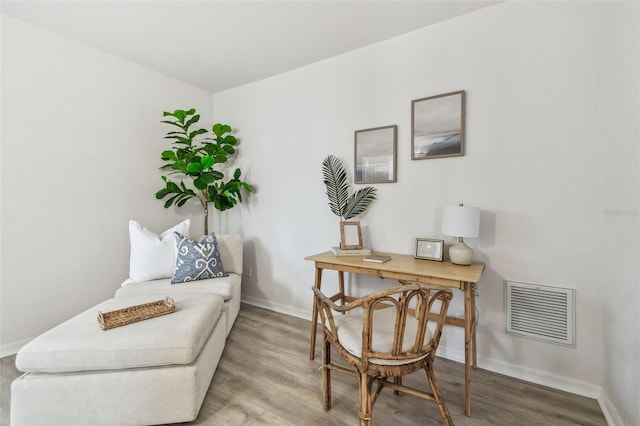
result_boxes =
[16,294,223,374]
[117,274,240,301]
[209,233,243,275]
[128,219,190,281]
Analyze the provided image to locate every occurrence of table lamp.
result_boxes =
[441,203,480,265]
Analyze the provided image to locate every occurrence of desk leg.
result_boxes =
[471,282,478,369]
[464,282,472,416]
[309,267,323,360]
[338,271,345,308]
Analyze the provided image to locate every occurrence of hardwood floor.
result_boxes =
[1,304,607,425]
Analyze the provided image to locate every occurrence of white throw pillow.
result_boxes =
[128,219,190,282]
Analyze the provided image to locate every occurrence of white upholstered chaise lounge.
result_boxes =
[11,232,243,425]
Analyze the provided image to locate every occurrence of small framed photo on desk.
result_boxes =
[340,221,363,249]
[415,238,444,261]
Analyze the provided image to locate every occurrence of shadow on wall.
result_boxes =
[241,238,296,311]
[474,266,511,359]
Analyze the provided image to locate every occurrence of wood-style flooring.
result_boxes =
[1,304,607,425]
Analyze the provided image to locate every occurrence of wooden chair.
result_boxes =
[312,283,454,426]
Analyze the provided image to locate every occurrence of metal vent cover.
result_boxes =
[505,281,575,347]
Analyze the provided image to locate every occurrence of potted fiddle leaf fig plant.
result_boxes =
[322,153,377,222]
[155,108,252,235]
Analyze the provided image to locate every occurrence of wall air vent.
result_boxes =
[505,281,575,347]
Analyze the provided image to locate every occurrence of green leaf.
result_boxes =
[199,172,215,184]
[187,161,203,173]
[164,135,190,145]
[322,155,351,219]
[184,114,200,131]
[223,145,236,155]
[176,149,191,160]
[155,188,170,199]
[222,135,238,145]
[201,144,215,156]
[233,168,241,179]
[160,120,185,130]
[207,186,219,199]
[193,176,207,190]
[214,155,227,163]
[188,128,207,140]
[173,109,188,123]
[168,192,194,208]
[213,171,224,180]
[161,150,177,161]
[212,123,231,137]
[343,186,377,220]
[200,155,214,169]
[166,181,180,192]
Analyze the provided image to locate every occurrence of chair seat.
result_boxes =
[313,283,454,425]
[335,308,433,365]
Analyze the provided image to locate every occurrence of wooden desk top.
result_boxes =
[305,251,485,288]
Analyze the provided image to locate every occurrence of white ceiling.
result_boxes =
[1,1,500,93]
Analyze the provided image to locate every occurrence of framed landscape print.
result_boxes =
[354,125,397,184]
[411,90,466,160]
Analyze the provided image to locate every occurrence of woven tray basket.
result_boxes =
[97,297,175,330]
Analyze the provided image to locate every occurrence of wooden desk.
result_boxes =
[305,251,485,416]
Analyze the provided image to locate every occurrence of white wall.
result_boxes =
[0,15,213,353]
[213,0,634,402]
[600,2,640,425]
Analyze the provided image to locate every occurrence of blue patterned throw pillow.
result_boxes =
[171,232,227,284]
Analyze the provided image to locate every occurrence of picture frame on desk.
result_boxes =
[340,221,363,249]
[415,238,444,261]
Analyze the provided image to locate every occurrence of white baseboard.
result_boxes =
[436,344,603,399]
[1,338,32,358]
[241,295,310,321]
[435,344,465,363]
[474,355,602,399]
[597,388,624,426]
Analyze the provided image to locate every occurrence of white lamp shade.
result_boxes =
[442,205,480,238]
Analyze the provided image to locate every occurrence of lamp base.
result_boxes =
[449,240,474,265]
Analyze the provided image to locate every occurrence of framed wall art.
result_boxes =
[354,125,397,184]
[411,90,466,160]
[414,238,444,261]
